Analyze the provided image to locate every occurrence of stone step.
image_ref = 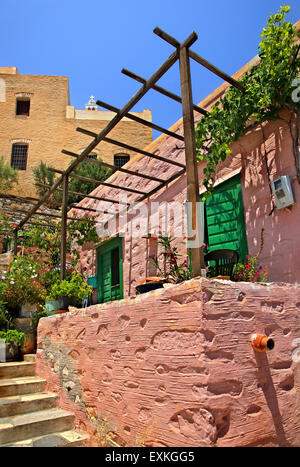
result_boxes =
[0,408,74,445]
[0,392,58,418]
[0,361,36,379]
[23,354,36,363]
[0,429,89,447]
[0,376,46,397]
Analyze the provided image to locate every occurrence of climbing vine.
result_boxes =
[195,6,300,199]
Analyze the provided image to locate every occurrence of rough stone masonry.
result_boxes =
[36,278,300,447]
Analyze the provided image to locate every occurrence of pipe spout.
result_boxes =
[251,334,275,352]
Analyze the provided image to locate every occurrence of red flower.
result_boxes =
[202,243,206,248]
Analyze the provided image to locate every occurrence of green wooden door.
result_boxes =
[205,174,248,261]
[97,237,123,303]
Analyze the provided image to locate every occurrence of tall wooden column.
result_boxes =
[13,229,18,257]
[60,174,69,280]
[179,45,204,276]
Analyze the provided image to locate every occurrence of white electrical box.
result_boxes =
[271,175,295,210]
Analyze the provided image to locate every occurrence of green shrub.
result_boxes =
[48,271,92,300]
[0,329,25,347]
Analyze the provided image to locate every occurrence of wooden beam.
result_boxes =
[179,44,205,275]
[153,27,245,92]
[188,50,245,92]
[60,175,68,280]
[70,204,117,216]
[0,193,41,204]
[36,182,130,206]
[6,207,94,223]
[153,28,198,50]
[62,149,165,183]
[95,99,185,142]
[121,68,208,116]
[48,167,148,196]
[153,27,181,48]
[76,127,186,169]
[13,229,18,256]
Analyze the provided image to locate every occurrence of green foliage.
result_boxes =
[33,159,112,206]
[18,214,99,269]
[195,6,300,199]
[48,271,92,300]
[2,257,46,308]
[0,211,16,247]
[150,235,192,283]
[0,157,18,192]
[32,162,60,208]
[0,329,25,347]
[67,159,112,205]
[232,255,268,283]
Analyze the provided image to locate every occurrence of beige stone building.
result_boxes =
[0,67,152,198]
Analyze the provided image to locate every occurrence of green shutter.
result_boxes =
[205,174,248,261]
[97,237,123,303]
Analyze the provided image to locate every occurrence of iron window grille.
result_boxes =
[11,144,28,170]
[114,154,130,168]
[16,99,30,116]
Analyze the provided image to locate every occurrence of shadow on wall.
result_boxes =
[239,113,299,283]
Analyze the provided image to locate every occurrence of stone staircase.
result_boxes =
[0,355,89,447]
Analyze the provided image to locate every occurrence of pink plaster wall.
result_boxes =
[36,278,300,447]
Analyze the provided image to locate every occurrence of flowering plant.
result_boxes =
[233,229,268,283]
[233,255,268,283]
[2,257,46,308]
[150,236,192,283]
[18,214,98,268]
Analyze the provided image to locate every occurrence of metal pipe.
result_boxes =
[251,334,275,352]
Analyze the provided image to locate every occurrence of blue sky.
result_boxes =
[1,0,300,138]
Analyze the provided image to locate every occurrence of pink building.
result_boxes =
[73,44,300,304]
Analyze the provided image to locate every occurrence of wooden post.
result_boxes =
[179,44,204,277]
[60,174,69,280]
[13,229,18,257]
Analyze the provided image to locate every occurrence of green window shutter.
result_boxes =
[205,174,248,261]
[97,237,123,303]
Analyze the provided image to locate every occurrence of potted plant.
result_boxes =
[2,257,46,354]
[47,271,93,312]
[0,329,25,362]
[136,236,192,294]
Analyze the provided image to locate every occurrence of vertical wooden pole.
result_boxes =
[13,229,18,257]
[179,45,204,276]
[60,174,69,280]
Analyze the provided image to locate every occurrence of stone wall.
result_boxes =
[36,278,300,447]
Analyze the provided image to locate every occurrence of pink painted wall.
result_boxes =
[36,277,300,447]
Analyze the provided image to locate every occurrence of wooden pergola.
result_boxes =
[8,27,244,280]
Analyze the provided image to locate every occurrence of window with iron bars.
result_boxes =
[16,99,30,116]
[11,144,28,170]
[114,154,130,168]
